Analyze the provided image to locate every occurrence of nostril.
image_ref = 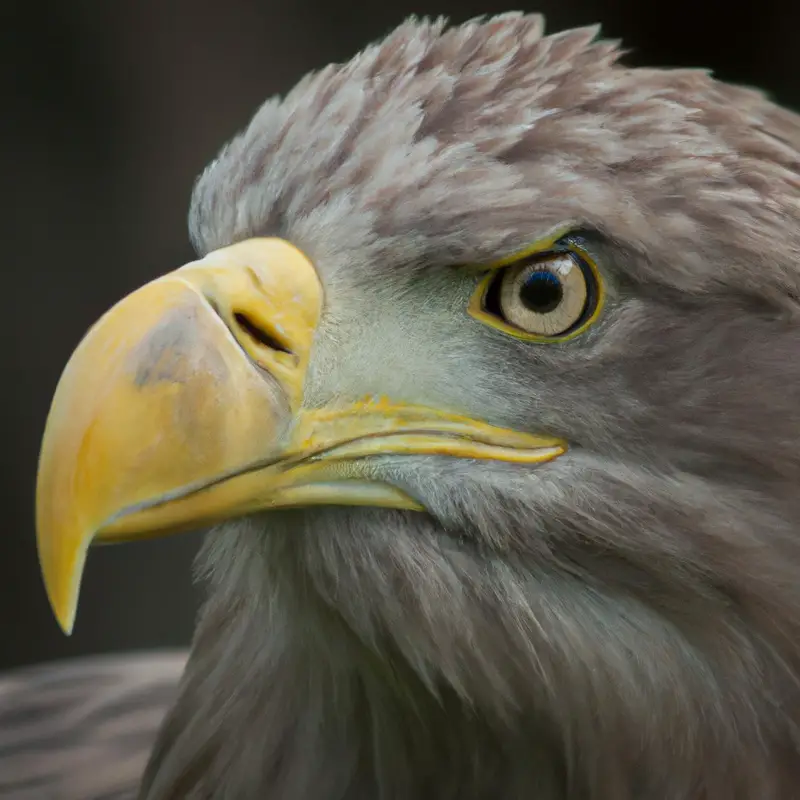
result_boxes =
[233,312,293,355]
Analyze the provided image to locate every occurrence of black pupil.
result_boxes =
[519,270,563,314]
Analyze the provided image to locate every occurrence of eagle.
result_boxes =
[4,12,800,800]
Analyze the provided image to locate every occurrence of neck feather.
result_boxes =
[139,498,800,800]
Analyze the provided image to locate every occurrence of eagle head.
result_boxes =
[35,14,800,799]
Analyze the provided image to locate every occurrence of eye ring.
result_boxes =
[468,241,604,342]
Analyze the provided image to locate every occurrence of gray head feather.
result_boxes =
[139,13,800,800]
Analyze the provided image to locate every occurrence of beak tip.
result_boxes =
[38,542,82,638]
[43,580,77,637]
[54,593,77,636]
[56,613,75,637]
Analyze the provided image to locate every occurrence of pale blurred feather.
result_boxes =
[0,652,186,799]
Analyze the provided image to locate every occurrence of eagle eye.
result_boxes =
[469,240,603,342]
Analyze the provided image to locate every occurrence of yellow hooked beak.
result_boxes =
[36,237,566,634]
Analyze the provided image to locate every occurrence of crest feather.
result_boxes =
[190,14,800,307]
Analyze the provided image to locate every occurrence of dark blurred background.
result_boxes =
[1,0,797,671]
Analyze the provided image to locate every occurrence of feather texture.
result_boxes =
[0,653,185,799]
